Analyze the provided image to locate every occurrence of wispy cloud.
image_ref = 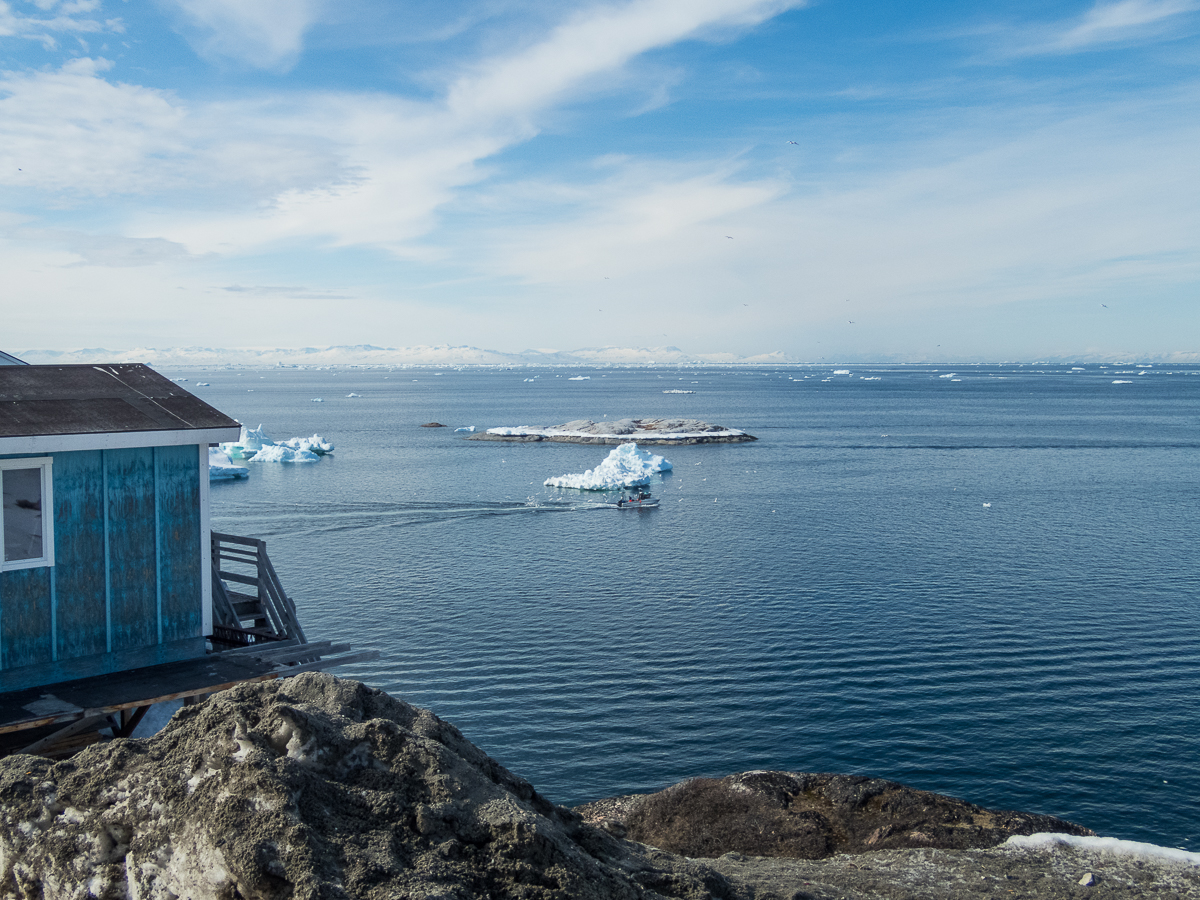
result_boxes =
[0,0,122,49]
[162,0,326,71]
[1003,0,1200,56]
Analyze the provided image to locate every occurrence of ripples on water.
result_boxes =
[200,365,1200,848]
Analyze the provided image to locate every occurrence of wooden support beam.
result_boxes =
[20,715,111,756]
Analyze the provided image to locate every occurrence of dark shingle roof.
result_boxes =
[0,364,239,437]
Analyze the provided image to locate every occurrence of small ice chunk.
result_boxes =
[1112,380,1133,384]
[455,426,476,433]
[208,448,249,480]
[311,397,324,402]
[833,369,850,375]
[220,424,271,459]
[346,392,361,397]
[567,375,590,380]
[545,442,672,490]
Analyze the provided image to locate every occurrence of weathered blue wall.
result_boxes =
[0,446,205,690]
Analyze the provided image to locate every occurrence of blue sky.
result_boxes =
[2,0,1198,360]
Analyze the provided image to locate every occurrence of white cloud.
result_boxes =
[450,93,1200,351]
[1057,0,1198,48]
[0,58,347,197]
[0,0,122,47]
[1004,0,1200,55]
[163,0,326,70]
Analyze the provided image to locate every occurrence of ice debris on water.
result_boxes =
[208,448,249,481]
[544,442,672,490]
[455,426,476,433]
[216,425,334,469]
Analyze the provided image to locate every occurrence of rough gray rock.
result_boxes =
[3,678,1194,900]
[0,674,746,900]
[467,418,756,444]
[709,844,1200,899]
[577,771,1093,860]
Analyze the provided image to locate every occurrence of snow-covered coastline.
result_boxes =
[470,417,755,445]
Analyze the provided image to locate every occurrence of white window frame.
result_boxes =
[0,457,55,572]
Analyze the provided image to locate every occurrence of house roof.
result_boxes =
[0,351,28,366]
[0,364,240,439]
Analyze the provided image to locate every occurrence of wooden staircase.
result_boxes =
[210,532,308,647]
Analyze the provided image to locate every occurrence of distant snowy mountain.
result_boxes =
[17,345,798,367]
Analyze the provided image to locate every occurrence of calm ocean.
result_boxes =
[189,364,1200,849]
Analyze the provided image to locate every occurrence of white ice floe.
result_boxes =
[251,444,320,463]
[208,448,249,481]
[567,376,590,380]
[455,426,476,433]
[939,373,956,378]
[1112,380,1134,384]
[346,392,361,397]
[663,389,695,394]
[1005,833,1200,867]
[544,442,673,490]
[220,426,334,464]
[833,369,851,375]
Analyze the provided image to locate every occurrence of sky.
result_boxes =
[1,0,1198,361]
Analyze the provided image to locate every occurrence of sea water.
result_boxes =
[191,364,1200,849]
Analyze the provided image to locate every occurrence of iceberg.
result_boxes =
[250,444,319,463]
[208,448,249,481]
[279,434,335,455]
[221,424,271,459]
[455,426,476,433]
[544,442,672,490]
[220,425,334,463]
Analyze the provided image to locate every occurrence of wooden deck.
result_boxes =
[0,641,378,757]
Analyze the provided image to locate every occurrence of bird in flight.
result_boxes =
[726,235,733,239]
[1101,303,1108,308]
[787,141,798,145]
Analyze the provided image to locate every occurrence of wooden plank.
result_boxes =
[209,568,241,629]
[218,571,262,588]
[211,532,260,547]
[245,640,338,662]
[105,448,157,652]
[19,714,110,755]
[268,649,380,677]
[51,450,107,662]
[0,652,284,734]
[156,445,202,643]
[217,638,301,656]
[0,567,53,670]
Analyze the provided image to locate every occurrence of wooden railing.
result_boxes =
[210,532,308,647]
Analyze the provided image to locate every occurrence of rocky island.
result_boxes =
[468,418,756,445]
[3,674,1197,899]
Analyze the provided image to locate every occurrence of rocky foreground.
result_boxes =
[1,674,1196,899]
[468,418,756,444]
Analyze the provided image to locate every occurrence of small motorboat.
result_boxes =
[614,489,659,509]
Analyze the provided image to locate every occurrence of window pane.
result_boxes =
[3,468,43,563]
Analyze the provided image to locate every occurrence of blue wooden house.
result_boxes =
[0,359,371,756]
